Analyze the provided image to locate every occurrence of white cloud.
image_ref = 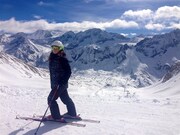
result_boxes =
[105,0,165,4]
[145,23,165,31]
[169,23,180,29]
[83,0,95,3]
[123,6,180,21]
[106,0,148,3]
[1,6,179,33]
[102,19,138,28]
[130,33,137,36]
[151,6,180,30]
[120,32,137,37]
[38,1,54,6]
[38,1,44,6]
[33,15,42,19]
[154,6,180,20]
[84,0,160,2]
[120,33,128,37]
[0,18,49,33]
[122,6,180,31]
[122,9,153,20]
[0,18,138,33]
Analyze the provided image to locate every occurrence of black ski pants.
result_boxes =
[47,84,77,119]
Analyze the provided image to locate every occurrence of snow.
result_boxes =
[1,62,180,135]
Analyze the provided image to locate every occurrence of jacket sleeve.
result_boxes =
[60,57,72,85]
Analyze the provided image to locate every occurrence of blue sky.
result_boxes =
[0,0,180,36]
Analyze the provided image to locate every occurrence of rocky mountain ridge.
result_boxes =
[0,28,180,87]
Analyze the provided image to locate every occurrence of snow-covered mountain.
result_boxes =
[56,28,130,49]
[28,30,63,45]
[136,29,180,58]
[162,61,180,82]
[1,32,51,68]
[0,52,48,78]
[67,44,129,70]
[0,33,11,44]
[0,51,49,89]
[0,28,180,87]
[135,29,180,79]
[0,28,131,69]
[28,30,53,40]
[66,29,180,87]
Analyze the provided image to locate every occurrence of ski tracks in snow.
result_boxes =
[1,84,180,135]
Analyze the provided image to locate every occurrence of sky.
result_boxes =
[0,0,180,36]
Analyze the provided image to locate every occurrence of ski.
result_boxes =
[34,114,100,123]
[16,115,86,127]
[65,117,100,123]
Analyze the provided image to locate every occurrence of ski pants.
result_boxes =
[47,84,77,119]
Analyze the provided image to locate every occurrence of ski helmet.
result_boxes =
[51,40,64,51]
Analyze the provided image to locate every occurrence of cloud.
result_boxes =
[0,18,49,33]
[145,23,165,31]
[120,33,129,37]
[122,6,180,31]
[130,33,137,36]
[0,6,179,33]
[101,19,138,29]
[105,0,161,4]
[154,6,180,20]
[0,18,138,33]
[122,9,153,20]
[83,0,95,3]
[120,32,137,37]
[169,23,180,29]
[33,15,42,19]
[38,1,54,6]
[83,0,156,4]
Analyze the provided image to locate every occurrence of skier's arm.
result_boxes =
[60,57,72,85]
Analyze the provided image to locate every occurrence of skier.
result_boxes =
[47,40,78,120]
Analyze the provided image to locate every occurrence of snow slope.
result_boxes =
[0,52,48,87]
[0,58,180,135]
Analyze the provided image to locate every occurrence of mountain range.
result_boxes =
[0,28,180,87]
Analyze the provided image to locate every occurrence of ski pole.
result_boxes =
[34,85,59,135]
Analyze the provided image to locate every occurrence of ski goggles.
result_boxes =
[51,46,64,50]
[51,46,60,50]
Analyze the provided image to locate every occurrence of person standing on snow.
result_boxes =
[47,40,77,120]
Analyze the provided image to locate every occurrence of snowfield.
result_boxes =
[1,67,180,135]
[0,51,180,135]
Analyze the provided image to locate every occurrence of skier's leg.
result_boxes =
[47,90,61,119]
[59,85,77,116]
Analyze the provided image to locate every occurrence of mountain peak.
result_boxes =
[136,28,180,58]
[85,28,103,33]
[11,32,27,38]
[162,61,180,82]
[28,29,53,39]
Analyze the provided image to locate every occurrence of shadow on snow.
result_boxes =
[9,121,66,135]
